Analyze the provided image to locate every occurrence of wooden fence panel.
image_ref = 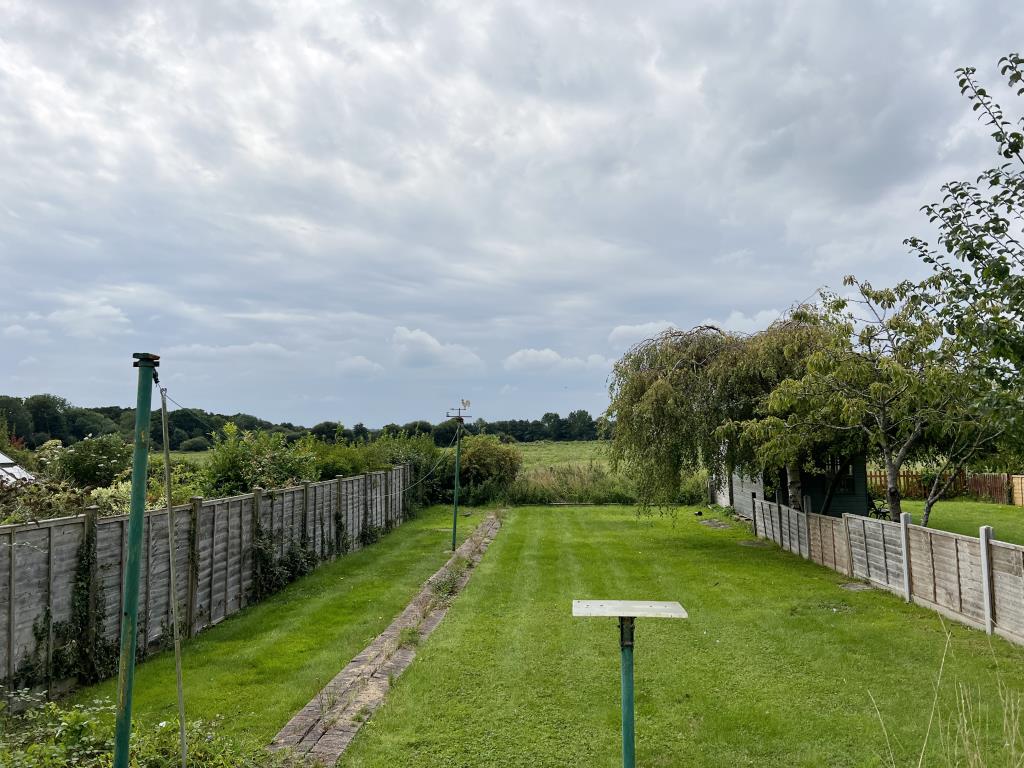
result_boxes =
[95,517,126,644]
[908,527,937,604]
[846,516,903,593]
[991,540,1024,643]
[310,481,327,557]
[866,470,967,500]
[49,519,86,650]
[3,465,410,693]
[372,472,385,528]
[10,527,48,681]
[785,506,808,558]
[807,513,851,576]
[2,529,13,684]
[754,501,810,559]
[144,511,170,646]
[967,474,1011,505]
[350,477,364,549]
[906,525,986,629]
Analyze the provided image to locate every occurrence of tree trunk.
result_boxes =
[787,462,803,512]
[922,498,934,527]
[885,460,902,519]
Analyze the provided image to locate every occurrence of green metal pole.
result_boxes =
[113,352,159,768]
[451,422,461,551]
[619,617,635,768]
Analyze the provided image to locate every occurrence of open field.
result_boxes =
[517,440,609,470]
[167,449,212,465]
[903,498,1024,546]
[344,505,1024,767]
[71,505,477,748]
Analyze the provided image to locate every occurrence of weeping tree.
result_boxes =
[607,313,841,509]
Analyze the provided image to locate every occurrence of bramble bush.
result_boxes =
[203,424,319,497]
[44,434,133,489]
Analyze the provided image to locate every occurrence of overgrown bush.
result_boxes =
[309,440,379,480]
[0,478,88,525]
[87,457,205,515]
[676,468,710,505]
[458,435,521,487]
[203,424,318,497]
[437,434,521,505]
[0,697,295,767]
[179,436,211,452]
[249,525,318,602]
[365,433,445,511]
[0,420,35,471]
[42,434,132,489]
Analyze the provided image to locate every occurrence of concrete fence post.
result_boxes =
[899,512,912,603]
[980,525,995,635]
[842,514,856,580]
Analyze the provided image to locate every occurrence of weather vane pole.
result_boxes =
[445,399,470,551]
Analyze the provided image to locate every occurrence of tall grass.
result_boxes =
[501,463,710,506]
[873,624,1024,767]
[503,463,636,505]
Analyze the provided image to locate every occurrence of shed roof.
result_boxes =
[0,450,34,485]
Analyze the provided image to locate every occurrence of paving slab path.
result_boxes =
[270,512,502,765]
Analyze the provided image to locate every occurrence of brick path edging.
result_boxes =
[270,512,502,764]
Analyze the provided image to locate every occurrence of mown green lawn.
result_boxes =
[902,498,1024,546]
[517,440,609,470]
[343,506,1024,768]
[71,505,476,748]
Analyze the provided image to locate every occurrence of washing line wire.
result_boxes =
[157,383,188,768]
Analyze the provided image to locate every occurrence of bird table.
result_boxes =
[572,600,688,768]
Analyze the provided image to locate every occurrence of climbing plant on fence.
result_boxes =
[1,464,412,698]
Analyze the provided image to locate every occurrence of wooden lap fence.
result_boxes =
[1,465,412,697]
[752,499,1024,647]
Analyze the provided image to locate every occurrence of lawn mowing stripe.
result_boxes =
[70,505,479,748]
[272,514,502,763]
[343,506,1024,768]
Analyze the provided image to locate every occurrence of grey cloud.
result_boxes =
[1,0,1020,425]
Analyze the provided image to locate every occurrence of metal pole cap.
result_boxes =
[132,352,160,368]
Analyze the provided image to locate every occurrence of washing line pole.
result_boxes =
[113,352,159,768]
[159,385,188,768]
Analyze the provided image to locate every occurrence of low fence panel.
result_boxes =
[845,515,903,593]
[807,513,851,576]
[754,500,809,559]
[749,491,1024,648]
[991,540,1024,643]
[906,526,985,626]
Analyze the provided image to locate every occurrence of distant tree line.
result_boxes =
[0,394,610,451]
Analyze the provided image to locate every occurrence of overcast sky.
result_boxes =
[1,1,1021,427]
